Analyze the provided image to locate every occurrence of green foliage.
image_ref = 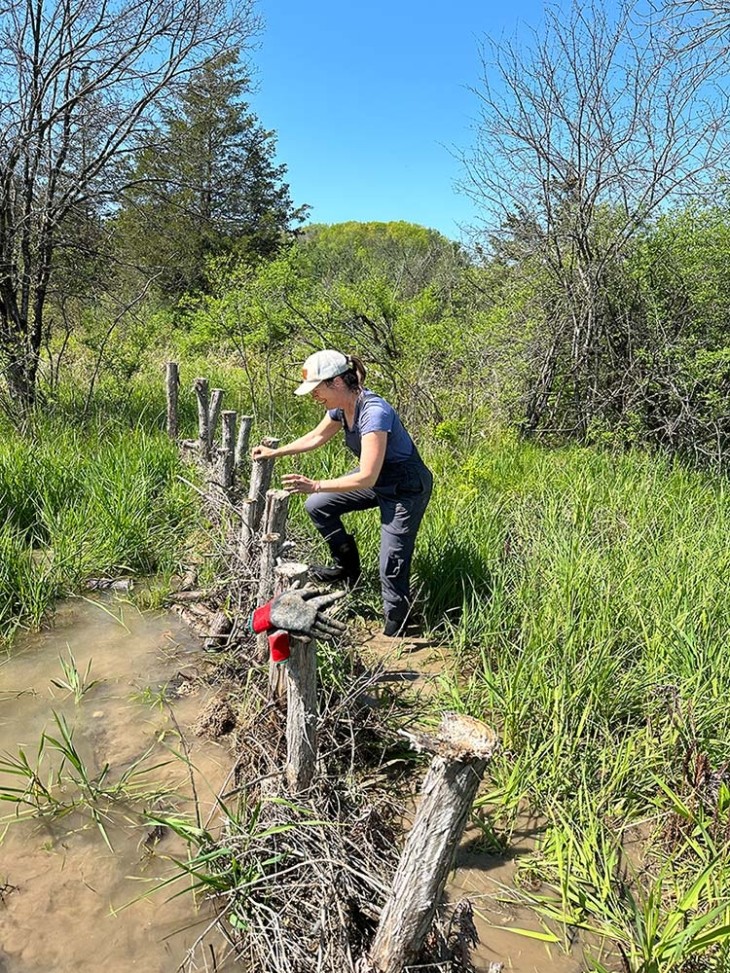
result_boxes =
[419,434,730,968]
[626,205,730,465]
[0,711,172,848]
[0,419,199,640]
[115,50,305,300]
[50,649,100,703]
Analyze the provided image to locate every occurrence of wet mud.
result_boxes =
[0,596,237,973]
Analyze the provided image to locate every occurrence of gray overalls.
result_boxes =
[304,394,433,625]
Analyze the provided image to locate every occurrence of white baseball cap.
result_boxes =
[295,350,350,395]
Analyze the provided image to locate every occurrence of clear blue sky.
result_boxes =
[249,0,548,242]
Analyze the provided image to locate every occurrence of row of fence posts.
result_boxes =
[164,362,501,973]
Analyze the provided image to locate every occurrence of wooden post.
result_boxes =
[203,610,233,652]
[285,635,318,793]
[235,415,254,468]
[208,388,225,452]
[220,410,237,494]
[165,361,179,439]
[256,532,280,662]
[368,714,499,973]
[248,437,280,529]
[274,561,308,591]
[194,377,210,462]
[263,489,290,555]
[238,498,257,567]
[268,562,309,701]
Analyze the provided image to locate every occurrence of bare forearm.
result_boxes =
[253,416,341,462]
[269,431,326,457]
[282,470,378,495]
[317,471,377,492]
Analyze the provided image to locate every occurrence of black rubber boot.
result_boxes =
[383,615,407,638]
[310,534,361,587]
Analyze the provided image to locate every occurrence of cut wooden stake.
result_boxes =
[238,498,257,567]
[274,562,308,589]
[165,361,179,439]
[208,388,225,451]
[268,562,309,702]
[263,489,290,555]
[256,532,280,662]
[220,410,237,494]
[203,609,233,651]
[368,714,499,973]
[285,634,317,793]
[193,377,210,462]
[248,437,280,529]
[235,415,254,468]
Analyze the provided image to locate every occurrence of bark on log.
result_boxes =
[203,609,233,651]
[220,410,237,494]
[235,415,254,469]
[248,437,280,530]
[263,489,290,554]
[256,532,280,662]
[194,377,210,462]
[208,388,225,451]
[167,589,208,603]
[238,498,257,567]
[368,714,499,973]
[165,361,179,440]
[172,602,218,636]
[179,565,199,590]
[285,634,317,793]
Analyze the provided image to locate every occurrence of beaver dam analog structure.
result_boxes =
[163,364,502,973]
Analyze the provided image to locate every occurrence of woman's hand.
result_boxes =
[282,473,321,495]
[251,444,277,461]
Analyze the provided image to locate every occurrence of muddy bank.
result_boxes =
[0,596,237,973]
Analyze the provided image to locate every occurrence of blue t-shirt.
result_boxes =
[328,390,415,464]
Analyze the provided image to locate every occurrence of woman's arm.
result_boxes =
[251,415,341,460]
[282,431,387,495]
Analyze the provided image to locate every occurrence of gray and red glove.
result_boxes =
[250,587,346,641]
[267,629,291,663]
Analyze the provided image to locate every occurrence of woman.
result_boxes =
[251,349,433,637]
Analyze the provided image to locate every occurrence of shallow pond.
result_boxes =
[0,596,237,973]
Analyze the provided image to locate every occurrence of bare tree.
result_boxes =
[666,0,730,54]
[461,0,728,436]
[0,0,259,412]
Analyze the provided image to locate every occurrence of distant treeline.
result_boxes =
[2,0,729,472]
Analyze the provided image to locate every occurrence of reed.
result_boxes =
[422,433,730,970]
[0,418,198,642]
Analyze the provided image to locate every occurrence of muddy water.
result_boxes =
[0,596,237,973]
[449,826,588,973]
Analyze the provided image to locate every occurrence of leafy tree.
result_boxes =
[117,51,306,299]
[175,222,470,426]
[462,0,729,438]
[627,204,730,465]
[0,0,259,413]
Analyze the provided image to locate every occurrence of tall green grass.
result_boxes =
[7,363,730,967]
[415,432,730,969]
[0,417,198,641]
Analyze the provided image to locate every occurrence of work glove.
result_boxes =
[251,587,346,640]
[268,629,291,663]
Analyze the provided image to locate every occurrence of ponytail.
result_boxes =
[340,354,366,391]
[349,355,367,386]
